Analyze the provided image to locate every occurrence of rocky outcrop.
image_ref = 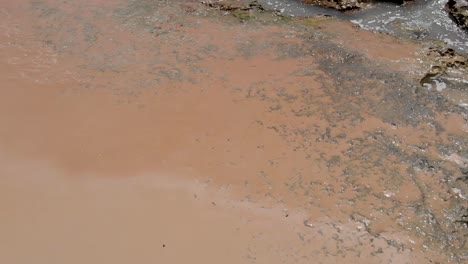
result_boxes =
[446,0,468,30]
[202,0,264,11]
[303,0,370,11]
[420,47,468,90]
[302,0,408,11]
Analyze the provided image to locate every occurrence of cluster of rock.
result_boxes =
[420,47,468,88]
[302,0,369,11]
[446,0,468,30]
[302,0,366,11]
[302,0,406,11]
[202,0,263,11]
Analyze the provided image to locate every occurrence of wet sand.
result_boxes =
[0,0,466,263]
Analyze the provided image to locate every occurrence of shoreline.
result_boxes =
[0,0,467,263]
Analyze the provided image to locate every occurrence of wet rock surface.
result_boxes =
[202,0,264,10]
[303,0,370,11]
[419,47,468,107]
[302,0,408,11]
[446,0,468,30]
[304,0,372,11]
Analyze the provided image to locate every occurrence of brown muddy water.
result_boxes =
[0,0,467,263]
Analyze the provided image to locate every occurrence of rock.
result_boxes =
[202,0,263,11]
[302,0,409,11]
[303,0,369,11]
[420,47,468,100]
[446,0,468,30]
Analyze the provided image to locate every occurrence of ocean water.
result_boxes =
[258,0,468,53]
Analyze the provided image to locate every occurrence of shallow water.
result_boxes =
[258,0,468,53]
[258,0,346,16]
[1,0,466,262]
